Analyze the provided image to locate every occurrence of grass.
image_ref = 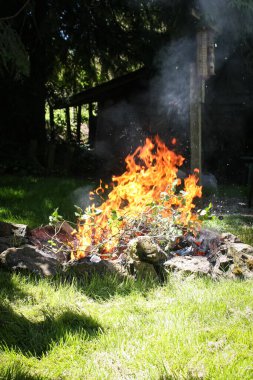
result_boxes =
[0,176,94,228]
[205,215,253,246]
[0,176,253,379]
[0,272,252,379]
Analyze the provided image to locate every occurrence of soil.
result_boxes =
[204,193,253,216]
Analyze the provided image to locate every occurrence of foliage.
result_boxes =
[197,202,215,221]
[0,21,29,80]
[0,0,197,143]
[1,0,253,144]
[48,207,63,226]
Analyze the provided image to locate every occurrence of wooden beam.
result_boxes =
[88,103,97,148]
[76,105,82,144]
[190,63,202,177]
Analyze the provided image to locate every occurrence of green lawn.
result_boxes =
[0,272,252,380]
[0,176,253,379]
[0,176,93,228]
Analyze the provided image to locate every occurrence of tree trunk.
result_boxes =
[49,105,55,141]
[26,0,48,142]
[0,0,49,144]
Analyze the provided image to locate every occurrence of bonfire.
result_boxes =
[1,136,253,281]
[72,136,202,260]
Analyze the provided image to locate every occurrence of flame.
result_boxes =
[73,136,202,259]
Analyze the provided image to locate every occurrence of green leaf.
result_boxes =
[48,207,63,226]
[111,210,118,220]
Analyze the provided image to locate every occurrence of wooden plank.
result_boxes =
[76,105,82,144]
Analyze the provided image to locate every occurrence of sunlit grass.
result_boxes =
[0,178,253,378]
[0,272,253,379]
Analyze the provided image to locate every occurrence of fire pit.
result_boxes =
[72,136,202,260]
[0,137,253,280]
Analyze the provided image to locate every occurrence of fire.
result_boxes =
[73,136,202,259]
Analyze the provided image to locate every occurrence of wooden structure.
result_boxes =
[190,11,216,176]
[54,68,149,147]
[53,14,216,176]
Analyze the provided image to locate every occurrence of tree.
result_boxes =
[2,0,252,146]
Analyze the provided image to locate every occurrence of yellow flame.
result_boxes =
[73,136,202,259]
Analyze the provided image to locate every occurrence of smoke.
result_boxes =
[70,184,96,210]
[94,99,147,169]
[93,0,253,174]
[151,38,194,121]
[198,0,253,60]
[198,0,253,36]
[149,0,253,130]
[198,0,236,32]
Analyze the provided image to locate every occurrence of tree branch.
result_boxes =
[0,0,31,21]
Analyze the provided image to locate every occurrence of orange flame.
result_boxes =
[73,136,202,259]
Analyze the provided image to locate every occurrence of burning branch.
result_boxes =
[72,136,202,260]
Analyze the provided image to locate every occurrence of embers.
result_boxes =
[171,229,221,257]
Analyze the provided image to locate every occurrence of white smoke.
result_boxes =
[70,184,96,210]
[151,38,194,121]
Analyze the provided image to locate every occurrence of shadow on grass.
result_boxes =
[0,302,102,358]
[0,362,46,380]
[0,270,27,301]
[59,270,160,301]
[0,176,89,227]
[0,268,159,360]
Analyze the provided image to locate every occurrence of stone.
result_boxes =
[214,255,234,273]
[0,221,29,238]
[56,221,75,237]
[221,233,241,244]
[0,237,27,254]
[126,236,167,281]
[164,256,211,276]
[129,260,159,279]
[0,221,29,253]
[127,236,167,264]
[64,257,128,278]
[28,224,73,263]
[0,221,15,237]
[227,243,253,261]
[246,257,253,270]
[29,223,74,246]
[0,245,62,276]
[0,237,11,253]
[11,223,29,238]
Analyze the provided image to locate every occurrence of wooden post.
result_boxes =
[76,105,82,144]
[190,63,202,175]
[190,28,213,178]
[88,103,97,148]
[65,107,72,141]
